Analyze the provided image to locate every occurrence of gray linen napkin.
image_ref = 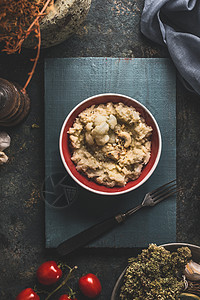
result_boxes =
[141,0,200,95]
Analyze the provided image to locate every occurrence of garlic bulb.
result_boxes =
[184,260,200,281]
[0,131,10,151]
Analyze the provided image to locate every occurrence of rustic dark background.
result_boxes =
[0,0,200,299]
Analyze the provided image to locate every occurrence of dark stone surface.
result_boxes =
[0,0,200,299]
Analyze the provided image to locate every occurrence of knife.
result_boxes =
[56,179,178,256]
[56,198,145,256]
[56,212,129,256]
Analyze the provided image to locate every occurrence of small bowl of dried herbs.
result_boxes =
[111,243,200,300]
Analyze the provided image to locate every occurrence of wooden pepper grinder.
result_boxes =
[0,78,30,127]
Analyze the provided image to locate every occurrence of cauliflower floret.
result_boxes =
[107,114,117,129]
[85,122,93,131]
[92,122,109,136]
[94,115,107,126]
[95,134,110,146]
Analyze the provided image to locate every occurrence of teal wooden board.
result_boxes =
[44,58,176,249]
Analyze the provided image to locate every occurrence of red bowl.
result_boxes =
[59,93,162,195]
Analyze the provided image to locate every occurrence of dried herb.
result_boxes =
[120,244,192,300]
[0,0,54,92]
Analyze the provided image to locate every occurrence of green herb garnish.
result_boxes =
[120,244,192,300]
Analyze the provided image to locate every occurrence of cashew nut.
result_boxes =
[0,151,8,165]
[118,132,131,148]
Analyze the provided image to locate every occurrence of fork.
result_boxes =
[57,179,179,256]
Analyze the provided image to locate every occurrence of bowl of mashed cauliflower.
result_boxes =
[59,93,161,195]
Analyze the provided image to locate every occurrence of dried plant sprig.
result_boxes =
[22,20,41,93]
[0,0,54,91]
[12,0,53,54]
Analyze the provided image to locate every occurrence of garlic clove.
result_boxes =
[0,131,11,151]
[0,151,8,165]
[184,260,200,281]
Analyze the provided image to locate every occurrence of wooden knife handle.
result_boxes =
[56,214,125,256]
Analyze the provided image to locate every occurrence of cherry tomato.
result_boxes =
[79,273,102,298]
[36,261,62,285]
[59,295,77,300]
[16,288,40,300]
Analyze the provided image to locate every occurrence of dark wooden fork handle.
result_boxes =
[56,214,125,256]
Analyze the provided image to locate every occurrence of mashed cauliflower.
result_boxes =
[68,102,152,187]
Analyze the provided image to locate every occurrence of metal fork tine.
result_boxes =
[124,180,180,217]
[153,187,182,205]
[151,185,177,202]
[149,179,176,197]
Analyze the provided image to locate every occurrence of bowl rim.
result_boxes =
[160,242,200,250]
[59,93,162,195]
